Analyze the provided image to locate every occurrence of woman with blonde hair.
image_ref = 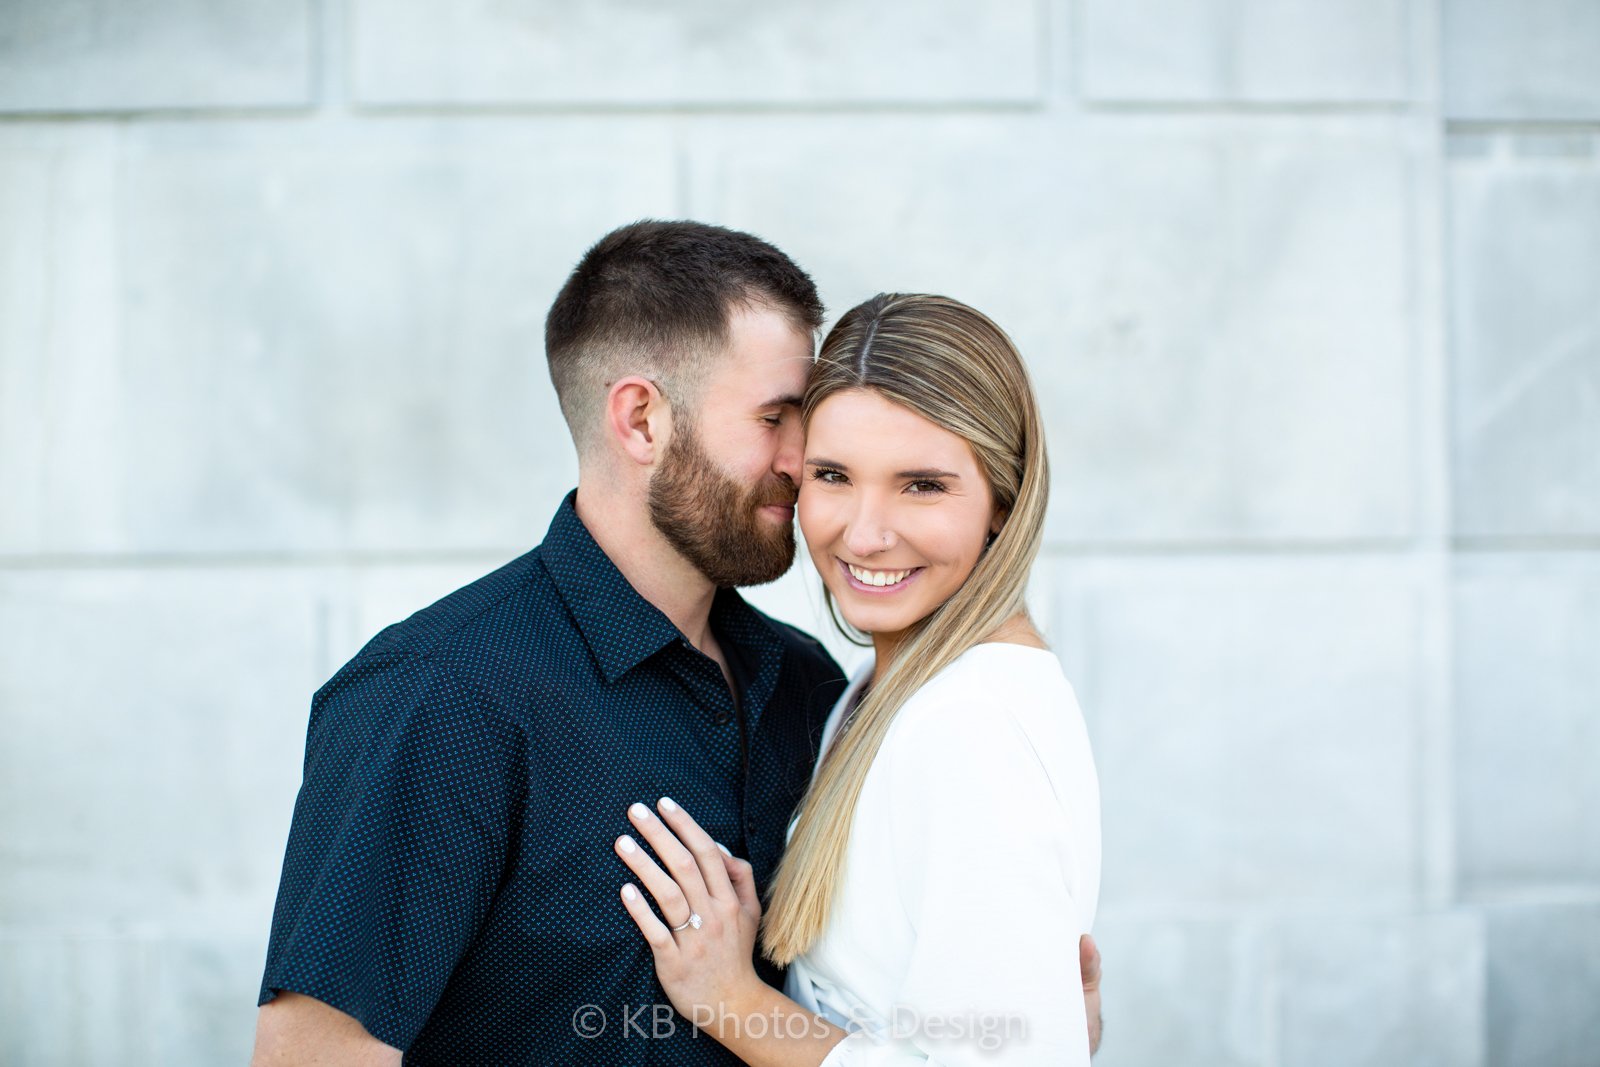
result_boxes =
[611,293,1101,1065]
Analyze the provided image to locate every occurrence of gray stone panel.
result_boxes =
[0,0,312,112]
[1455,556,1600,892]
[1078,563,1420,907]
[351,0,1040,106]
[1443,0,1600,120]
[0,569,322,928]
[0,933,262,1065]
[1448,142,1600,539]
[1484,903,1600,1067]
[0,126,124,554]
[148,936,263,1067]
[695,116,1414,545]
[1081,0,1410,103]
[0,935,151,1065]
[117,122,672,554]
[1273,914,1486,1067]
[1091,917,1270,1067]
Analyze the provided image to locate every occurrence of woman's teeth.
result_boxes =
[846,562,914,587]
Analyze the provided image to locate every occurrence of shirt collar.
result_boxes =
[707,586,787,721]
[538,490,787,689]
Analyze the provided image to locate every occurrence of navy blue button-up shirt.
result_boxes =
[259,490,845,1064]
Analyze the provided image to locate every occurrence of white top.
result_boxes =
[783,643,1101,1066]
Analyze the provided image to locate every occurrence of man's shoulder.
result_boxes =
[318,548,567,700]
[361,547,568,658]
[303,551,567,747]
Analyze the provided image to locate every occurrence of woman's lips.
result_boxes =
[837,557,923,594]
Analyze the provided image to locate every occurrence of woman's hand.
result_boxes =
[614,797,766,1030]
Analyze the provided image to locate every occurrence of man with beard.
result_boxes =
[250,221,1103,1065]
[251,220,843,1066]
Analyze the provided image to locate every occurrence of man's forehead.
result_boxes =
[715,308,814,395]
[721,349,811,398]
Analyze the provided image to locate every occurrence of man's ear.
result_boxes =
[605,376,673,466]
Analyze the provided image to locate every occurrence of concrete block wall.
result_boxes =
[1,1,1594,1063]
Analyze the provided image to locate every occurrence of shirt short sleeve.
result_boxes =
[258,654,526,1051]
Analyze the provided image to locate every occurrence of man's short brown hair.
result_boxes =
[544,220,824,450]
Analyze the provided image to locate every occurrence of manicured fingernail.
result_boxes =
[716,842,732,857]
[618,835,637,854]
[622,884,638,901]
[629,802,651,820]
[659,796,678,813]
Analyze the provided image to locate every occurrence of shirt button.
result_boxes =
[713,709,732,725]
[745,817,757,837]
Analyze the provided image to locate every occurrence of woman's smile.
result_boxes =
[837,558,925,593]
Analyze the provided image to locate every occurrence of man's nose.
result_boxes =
[773,418,804,484]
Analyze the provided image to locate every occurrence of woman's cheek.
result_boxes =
[797,490,836,549]
[796,500,819,551]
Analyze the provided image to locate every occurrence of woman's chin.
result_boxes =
[833,602,915,639]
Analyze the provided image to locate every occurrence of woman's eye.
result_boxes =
[809,468,847,485]
[907,480,946,495]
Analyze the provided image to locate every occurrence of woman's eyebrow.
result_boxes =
[804,459,962,480]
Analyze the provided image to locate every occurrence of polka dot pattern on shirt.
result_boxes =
[259,490,845,1064]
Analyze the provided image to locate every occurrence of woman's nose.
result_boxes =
[842,510,896,558]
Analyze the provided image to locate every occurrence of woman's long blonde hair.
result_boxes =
[760,293,1050,965]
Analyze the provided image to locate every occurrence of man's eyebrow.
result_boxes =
[760,394,804,408]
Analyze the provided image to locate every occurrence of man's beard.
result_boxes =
[648,419,797,588]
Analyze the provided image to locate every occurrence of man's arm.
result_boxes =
[250,992,402,1067]
[255,658,525,1059]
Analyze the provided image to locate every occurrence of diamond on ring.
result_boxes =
[671,912,703,932]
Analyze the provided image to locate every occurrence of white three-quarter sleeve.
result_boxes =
[816,675,1096,1066]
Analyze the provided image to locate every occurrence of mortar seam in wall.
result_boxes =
[346,99,1048,118]
[5,541,1598,569]
[1035,0,1053,108]
[0,542,1456,571]
[1401,0,1459,910]
[673,121,691,219]
[0,100,1446,123]
[0,107,315,123]
[1078,99,1416,115]
[1445,119,1600,133]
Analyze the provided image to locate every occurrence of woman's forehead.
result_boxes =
[806,391,978,468]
